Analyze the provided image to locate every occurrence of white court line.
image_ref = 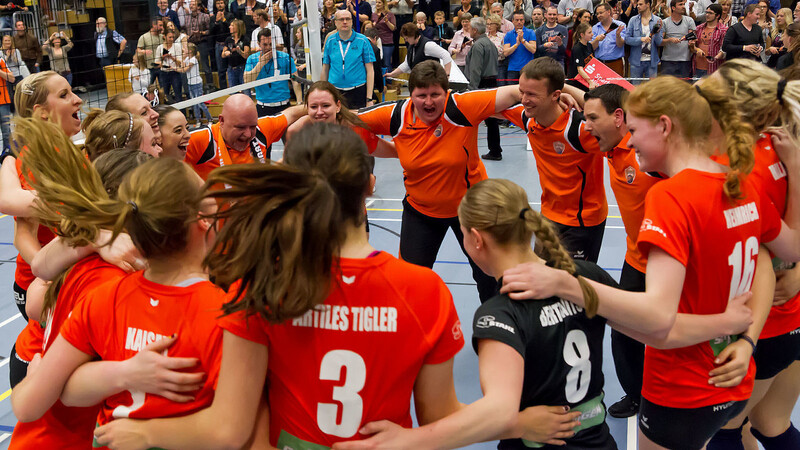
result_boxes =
[0,358,9,369]
[368,218,626,229]
[0,433,9,443]
[365,199,375,208]
[0,313,21,329]
[627,415,637,450]
[367,198,622,208]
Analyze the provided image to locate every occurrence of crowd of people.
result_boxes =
[0,0,797,450]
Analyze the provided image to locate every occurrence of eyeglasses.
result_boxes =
[336,17,352,21]
[705,10,714,14]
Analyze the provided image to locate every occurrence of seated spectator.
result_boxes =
[42,32,73,84]
[433,10,454,48]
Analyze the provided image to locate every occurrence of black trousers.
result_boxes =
[400,199,497,302]
[478,76,502,155]
[611,261,646,401]
[340,83,367,109]
[552,219,606,263]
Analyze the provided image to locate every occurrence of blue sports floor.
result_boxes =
[0,124,795,448]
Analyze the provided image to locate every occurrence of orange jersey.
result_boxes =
[502,105,607,227]
[185,115,289,180]
[357,90,496,218]
[43,254,126,352]
[59,272,226,441]
[220,252,464,447]
[14,319,43,362]
[0,59,10,104]
[637,170,782,408]
[712,135,795,339]
[605,133,662,273]
[13,156,56,290]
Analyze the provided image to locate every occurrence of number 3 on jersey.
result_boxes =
[728,236,759,300]
[317,350,366,438]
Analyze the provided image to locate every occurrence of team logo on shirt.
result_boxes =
[342,275,356,284]
[150,298,159,307]
[640,218,667,238]
[625,166,636,184]
[434,124,443,137]
[553,142,565,154]
[476,315,515,334]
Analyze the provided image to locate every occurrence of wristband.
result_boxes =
[739,334,756,352]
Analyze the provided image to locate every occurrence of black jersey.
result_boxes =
[472,260,619,450]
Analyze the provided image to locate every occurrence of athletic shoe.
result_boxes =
[608,395,639,418]
[481,152,502,161]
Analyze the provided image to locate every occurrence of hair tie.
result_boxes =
[127,200,139,214]
[122,112,134,147]
[694,84,704,97]
[777,79,787,106]
[519,207,529,219]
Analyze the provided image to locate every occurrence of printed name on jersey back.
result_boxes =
[125,327,169,352]
[723,202,759,229]
[291,304,398,333]
[539,298,583,327]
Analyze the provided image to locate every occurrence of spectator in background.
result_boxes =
[250,9,284,51]
[449,12,474,73]
[387,0,414,66]
[416,12,434,39]
[456,0,481,26]
[129,53,151,98]
[94,17,126,69]
[503,0,533,25]
[776,21,799,69]
[13,21,40,74]
[732,0,746,17]
[491,2,514,32]
[0,35,21,111]
[566,7,591,62]
[558,0,594,28]
[568,22,595,86]
[528,5,545,30]
[286,0,302,23]
[245,28,300,117]
[795,2,800,22]
[722,4,764,61]
[691,3,726,77]
[231,0,267,35]
[766,7,793,67]
[462,17,502,161]
[417,0,448,24]
[345,0,372,26]
[321,0,339,37]
[756,0,774,62]
[433,10,454,48]
[187,0,212,92]
[720,0,739,26]
[222,19,250,94]
[363,27,383,102]
[625,0,663,84]
[183,43,213,125]
[0,0,26,31]
[591,3,626,75]
[745,0,779,16]
[659,0,695,79]
[156,29,185,103]
[0,56,12,154]
[503,10,537,81]
[42,32,74,84]
[536,6,568,67]
[486,14,506,84]
[373,0,396,71]
[292,26,306,78]
[137,18,165,85]
[211,0,233,88]
[157,0,181,28]
[172,0,191,28]
[321,10,376,108]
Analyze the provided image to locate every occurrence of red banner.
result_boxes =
[574,58,635,91]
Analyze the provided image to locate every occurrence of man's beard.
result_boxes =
[97,26,106,33]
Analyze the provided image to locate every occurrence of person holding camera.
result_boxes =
[591,2,626,76]
[625,0,664,84]
[42,32,74,84]
[722,3,766,61]
[690,3,727,77]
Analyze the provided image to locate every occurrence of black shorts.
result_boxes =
[13,281,28,321]
[9,343,29,389]
[639,397,747,450]
[753,327,800,379]
[552,220,606,263]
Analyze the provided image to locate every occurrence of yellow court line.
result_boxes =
[367,208,623,219]
[0,389,11,402]
[0,215,6,219]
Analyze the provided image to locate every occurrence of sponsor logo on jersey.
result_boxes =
[342,275,356,285]
[452,320,463,341]
[640,415,649,429]
[791,327,800,335]
[768,162,787,181]
[553,141,565,154]
[712,401,735,412]
[625,165,636,184]
[125,327,168,352]
[723,202,759,229]
[476,315,515,334]
[434,124,443,137]
[291,305,398,333]
[150,298,159,307]
[539,299,583,327]
[639,218,667,239]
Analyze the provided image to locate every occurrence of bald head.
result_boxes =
[219,94,258,152]
[334,9,352,33]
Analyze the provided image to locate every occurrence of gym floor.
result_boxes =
[0,124,794,448]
